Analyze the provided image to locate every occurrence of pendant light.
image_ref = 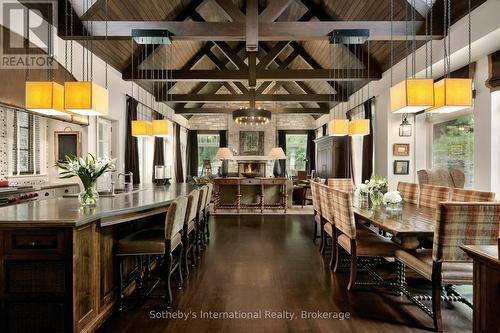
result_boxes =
[152,40,171,137]
[346,37,369,137]
[131,42,152,137]
[399,114,412,137]
[426,0,473,114]
[65,0,109,116]
[25,7,68,116]
[390,0,434,114]
[328,37,349,136]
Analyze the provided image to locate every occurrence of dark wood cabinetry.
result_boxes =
[314,136,347,179]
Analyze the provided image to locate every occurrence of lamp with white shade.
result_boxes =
[215,147,233,178]
[268,147,286,178]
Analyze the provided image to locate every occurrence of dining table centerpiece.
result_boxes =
[355,183,370,207]
[365,174,388,207]
[56,154,116,206]
[383,190,403,211]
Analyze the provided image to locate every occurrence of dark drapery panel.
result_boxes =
[277,130,287,176]
[306,130,315,174]
[174,123,184,183]
[361,100,374,182]
[345,112,354,182]
[322,124,327,136]
[152,113,165,182]
[186,129,198,177]
[219,130,227,147]
[125,96,140,185]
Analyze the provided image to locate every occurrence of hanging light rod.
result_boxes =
[330,29,370,45]
[132,29,171,45]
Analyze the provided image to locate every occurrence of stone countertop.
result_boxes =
[0,183,196,228]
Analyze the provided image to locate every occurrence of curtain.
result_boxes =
[322,124,327,137]
[152,112,165,182]
[219,130,227,147]
[345,112,354,181]
[186,129,198,177]
[277,130,287,176]
[125,96,140,184]
[174,123,184,183]
[361,100,374,182]
[306,130,315,174]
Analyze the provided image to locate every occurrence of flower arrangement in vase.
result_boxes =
[56,154,116,206]
[383,190,403,211]
[365,174,388,207]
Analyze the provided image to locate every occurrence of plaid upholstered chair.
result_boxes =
[182,189,200,275]
[395,202,500,332]
[397,182,419,205]
[419,184,450,209]
[327,178,354,193]
[310,181,322,243]
[451,188,495,202]
[331,188,401,290]
[318,183,335,256]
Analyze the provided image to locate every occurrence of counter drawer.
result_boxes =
[240,179,261,185]
[4,230,66,254]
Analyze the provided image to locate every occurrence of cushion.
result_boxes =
[338,230,400,257]
[395,249,473,284]
[116,229,182,256]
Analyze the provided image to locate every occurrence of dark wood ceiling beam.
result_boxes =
[257,41,290,70]
[80,0,106,21]
[246,0,258,52]
[175,107,329,115]
[256,49,299,94]
[214,41,248,70]
[160,94,344,102]
[125,69,379,81]
[259,0,294,22]
[75,21,431,41]
[205,50,248,94]
[214,0,246,22]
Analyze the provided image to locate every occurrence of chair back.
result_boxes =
[297,170,307,181]
[311,181,322,216]
[186,189,200,224]
[433,202,500,262]
[451,188,495,202]
[205,183,214,209]
[318,183,334,225]
[199,185,208,212]
[331,188,356,239]
[418,184,450,209]
[328,178,354,193]
[165,196,188,240]
[397,182,419,205]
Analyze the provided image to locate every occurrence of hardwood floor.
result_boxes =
[97,215,472,333]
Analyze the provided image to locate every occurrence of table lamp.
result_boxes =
[268,147,286,178]
[215,147,233,178]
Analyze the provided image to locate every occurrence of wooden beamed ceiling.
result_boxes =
[58,0,487,118]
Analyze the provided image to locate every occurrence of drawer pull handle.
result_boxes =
[30,241,38,247]
[44,192,50,197]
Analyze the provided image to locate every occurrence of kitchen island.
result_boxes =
[0,183,195,333]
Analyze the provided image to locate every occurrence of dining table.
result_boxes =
[353,201,437,249]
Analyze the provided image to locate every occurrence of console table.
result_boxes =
[213,177,288,213]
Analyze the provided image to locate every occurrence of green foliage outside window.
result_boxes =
[198,134,220,175]
[286,134,308,171]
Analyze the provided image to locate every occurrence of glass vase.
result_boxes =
[79,182,99,206]
[385,202,402,211]
[370,191,383,207]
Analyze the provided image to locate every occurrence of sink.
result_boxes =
[98,187,140,197]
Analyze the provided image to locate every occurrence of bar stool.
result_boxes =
[197,185,208,248]
[204,183,214,240]
[115,196,188,307]
[183,189,200,275]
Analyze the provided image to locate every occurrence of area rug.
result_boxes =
[210,205,314,215]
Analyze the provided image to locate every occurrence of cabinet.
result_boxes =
[38,184,80,201]
[314,136,347,179]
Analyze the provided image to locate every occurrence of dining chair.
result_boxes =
[318,183,333,255]
[183,189,200,275]
[197,185,209,247]
[397,181,419,205]
[395,202,500,332]
[115,196,188,306]
[418,184,450,209]
[331,188,401,290]
[327,178,354,193]
[451,188,495,202]
[203,183,214,241]
[311,181,322,243]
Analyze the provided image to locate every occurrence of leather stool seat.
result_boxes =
[116,228,181,256]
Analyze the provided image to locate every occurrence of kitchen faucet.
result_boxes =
[118,172,134,192]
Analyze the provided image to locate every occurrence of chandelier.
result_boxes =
[233,107,271,125]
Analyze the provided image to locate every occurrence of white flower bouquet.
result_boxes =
[365,174,388,206]
[383,190,403,210]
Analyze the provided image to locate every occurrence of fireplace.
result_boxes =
[237,161,267,177]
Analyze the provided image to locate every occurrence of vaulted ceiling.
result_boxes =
[56,0,486,119]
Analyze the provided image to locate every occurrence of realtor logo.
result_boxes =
[1,0,57,69]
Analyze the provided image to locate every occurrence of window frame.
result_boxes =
[285,132,308,172]
[14,111,36,175]
[197,132,220,176]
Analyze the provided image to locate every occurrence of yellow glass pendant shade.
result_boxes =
[25,81,68,116]
[64,81,109,116]
[426,78,473,114]
[132,120,152,137]
[328,119,349,136]
[349,119,370,136]
[152,119,171,137]
[390,78,434,113]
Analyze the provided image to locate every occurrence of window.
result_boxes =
[286,134,307,172]
[197,134,220,176]
[97,118,112,159]
[432,115,474,188]
[13,111,40,175]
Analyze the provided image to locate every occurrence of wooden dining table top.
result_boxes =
[353,202,436,238]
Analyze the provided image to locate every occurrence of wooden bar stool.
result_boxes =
[203,183,214,240]
[115,196,188,307]
[183,189,200,275]
[197,185,208,248]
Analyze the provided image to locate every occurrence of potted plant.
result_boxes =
[56,154,116,206]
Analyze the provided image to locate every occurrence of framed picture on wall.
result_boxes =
[239,131,264,156]
[394,160,410,175]
[393,143,410,156]
[55,131,81,162]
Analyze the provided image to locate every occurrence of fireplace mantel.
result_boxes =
[234,155,271,162]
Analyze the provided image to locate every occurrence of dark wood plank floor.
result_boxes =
[97,214,472,333]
